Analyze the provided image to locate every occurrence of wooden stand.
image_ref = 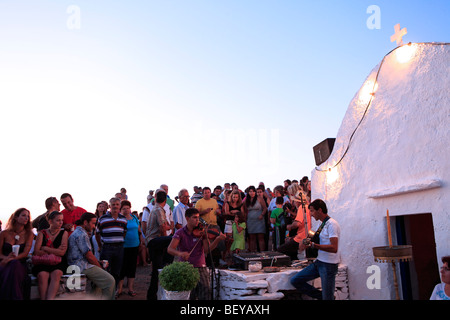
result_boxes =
[372,210,412,300]
[372,245,412,300]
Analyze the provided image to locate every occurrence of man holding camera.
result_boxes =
[290,199,340,300]
[276,201,312,261]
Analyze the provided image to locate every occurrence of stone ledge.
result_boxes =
[218,264,349,300]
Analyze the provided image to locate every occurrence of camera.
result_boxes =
[282,203,293,213]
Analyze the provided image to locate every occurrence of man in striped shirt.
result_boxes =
[96,197,127,287]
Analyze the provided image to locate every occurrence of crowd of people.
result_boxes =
[0,178,311,300]
[0,178,448,301]
[141,179,313,300]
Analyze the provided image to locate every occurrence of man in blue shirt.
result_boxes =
[67,212,115,300]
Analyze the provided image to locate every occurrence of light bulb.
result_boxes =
[358,79,378,105]
[395,43,417,64]
[327,166,339,184]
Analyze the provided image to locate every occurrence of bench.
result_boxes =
[30,273,88,299]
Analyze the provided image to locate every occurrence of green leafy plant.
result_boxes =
[159,262,200,292]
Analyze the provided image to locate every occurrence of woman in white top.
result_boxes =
[430,256,450,300]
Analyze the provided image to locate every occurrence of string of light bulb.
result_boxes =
[315,42,449,174]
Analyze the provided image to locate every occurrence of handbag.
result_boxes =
[31,229,62,265]
[32,254,62,265]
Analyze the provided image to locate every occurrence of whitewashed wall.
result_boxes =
[311,43,450,300]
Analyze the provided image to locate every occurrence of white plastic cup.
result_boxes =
[101,260,108,269]
[12,245,20,256]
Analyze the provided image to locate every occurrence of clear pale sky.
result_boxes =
[0,0,448,224]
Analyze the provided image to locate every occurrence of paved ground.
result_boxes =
[116,263,151,300]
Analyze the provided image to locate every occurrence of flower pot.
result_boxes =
[159,262,200,298]
[164,290,191,300]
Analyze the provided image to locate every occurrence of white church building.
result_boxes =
[311,42,449,299]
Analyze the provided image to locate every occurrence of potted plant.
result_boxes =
[159,262,200,300]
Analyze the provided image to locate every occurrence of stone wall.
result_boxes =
[30,273,87,299]
[217,264,348,300]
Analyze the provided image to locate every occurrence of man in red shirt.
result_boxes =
[60,193,86,233]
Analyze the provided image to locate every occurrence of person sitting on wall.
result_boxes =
[290,199,341,300]
[67,212,116,300]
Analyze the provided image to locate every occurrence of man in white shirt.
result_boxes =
[219,183,231,201]
[173,188,190,230]
[142,189,174,236]
[290,199,341,300]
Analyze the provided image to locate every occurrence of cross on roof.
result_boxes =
[390,23,407,46]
